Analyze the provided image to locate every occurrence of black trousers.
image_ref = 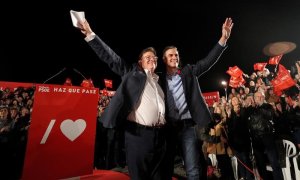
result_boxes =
[252,134,284,180]
[125,122,167,180]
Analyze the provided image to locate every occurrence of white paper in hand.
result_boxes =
[70,10,85,27]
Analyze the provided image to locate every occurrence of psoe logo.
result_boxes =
[38,86,50,92]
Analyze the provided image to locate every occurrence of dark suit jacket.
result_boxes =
[88,35,150,128]
[161,43,227,127]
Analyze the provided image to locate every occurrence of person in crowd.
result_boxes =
[226,97,252,180]
[246,91,284,180]
[77,19,167,180]
[287,95,300,150]
[161,18,233,180]
[0,106,13,178]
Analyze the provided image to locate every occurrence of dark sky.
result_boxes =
[2,0,300,94]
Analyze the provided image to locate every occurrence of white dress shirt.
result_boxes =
[84,34,165,126]
[127,69,165,126]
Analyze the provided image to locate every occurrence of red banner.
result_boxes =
[226,66,243,78]
[81,79,94,88]
[0,81,34,91]
[229,76,246,88]
[271,64,295,95]
[22,84,99,180]
[202,91,220,107]
[226,66,245,88]
[253,63,267,71]
[268,54,283,65]
[104,79,113,88]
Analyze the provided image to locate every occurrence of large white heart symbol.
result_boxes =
[60,119,86,141]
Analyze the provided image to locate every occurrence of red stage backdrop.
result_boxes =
[22,84,99,180]
[202,91,220,107]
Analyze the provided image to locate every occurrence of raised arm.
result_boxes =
[77,20,132,76]
[218,18,234,46]
[78,19,94,37]
[191,17,234,77]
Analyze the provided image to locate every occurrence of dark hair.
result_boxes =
[138,47,156,60]
[162,46,177,59]
[162,46,182,68]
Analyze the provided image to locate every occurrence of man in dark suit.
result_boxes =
[161,18,233,180]
[77,20,167,180]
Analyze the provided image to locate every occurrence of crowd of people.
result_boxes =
[1,14,300,180]
[0,87,33,179]
[1,68,300,180]
[94,64,300,180]
[94,63,300,180]
[205,65,300,179]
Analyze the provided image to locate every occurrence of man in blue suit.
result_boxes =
[77,20,167,180]
[161,18,233,180]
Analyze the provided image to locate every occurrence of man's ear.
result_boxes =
[138,60,142,68]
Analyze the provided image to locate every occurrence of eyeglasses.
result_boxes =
[143,56,158,61]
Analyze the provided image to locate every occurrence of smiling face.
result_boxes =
[138,47,157,73]
[163,47,179,71]
[140,52,157,72]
